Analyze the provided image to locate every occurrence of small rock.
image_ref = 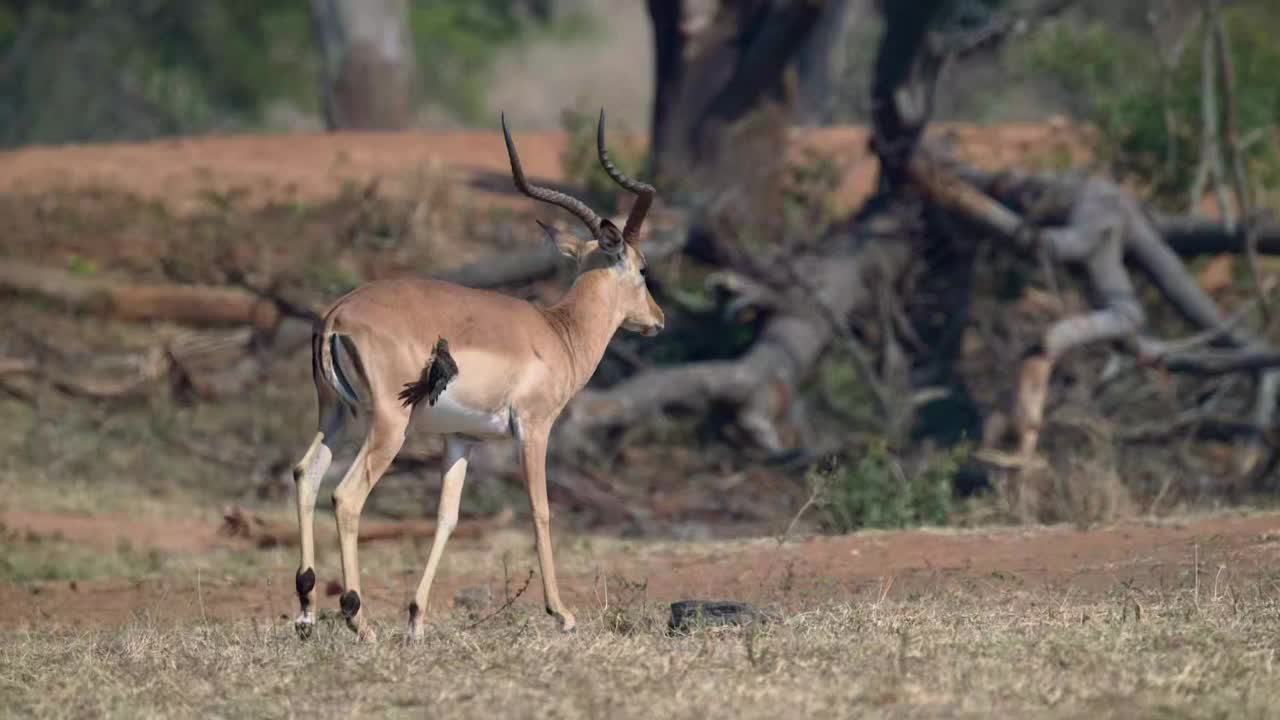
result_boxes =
[668,600,772,634]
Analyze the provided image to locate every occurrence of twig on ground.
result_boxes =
[778,456,835,545]
[464,570,534,630]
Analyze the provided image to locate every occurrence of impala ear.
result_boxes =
[597,218,624,257]
[537,219,585,261]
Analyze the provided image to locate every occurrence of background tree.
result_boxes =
[310,0,417,130]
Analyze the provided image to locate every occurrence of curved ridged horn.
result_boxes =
[597,109,655,243]
[502,112,602,238]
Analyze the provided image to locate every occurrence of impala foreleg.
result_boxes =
[407,436,472,641]
[518,427,575,632]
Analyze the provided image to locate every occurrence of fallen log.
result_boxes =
[0,262,280,330]
[1158,215,1280,257]
[1,327,263,401]
[915,154,1279,469]
[219,505,514,549]
[0,349,166,400]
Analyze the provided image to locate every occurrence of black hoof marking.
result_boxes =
[296,567,316,602]
[407,601,420,624]
[340,590,362,619]
[295,622,314,641]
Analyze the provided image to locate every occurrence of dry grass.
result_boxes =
[2,585,1277,719]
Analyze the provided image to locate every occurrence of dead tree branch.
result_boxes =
[933,0,1080,58]
[1209,0,1267,320]
[917,154,1279,468]
[221,505,513,548]
[561,236,910,439]
[1188,5,1233,226]
[1158,215,1280,255]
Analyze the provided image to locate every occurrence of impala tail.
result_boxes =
[314,322,365,415]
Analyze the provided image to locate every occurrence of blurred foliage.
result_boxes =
[812,349,883,429]
[412,2,588,124]
[1025,3,1280,204]
[782,146,844,243]
[817,441,968,533]
[0,0,575,146]
[0,1,315,145]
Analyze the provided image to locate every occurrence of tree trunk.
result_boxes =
[644,0,828,270]
[646,0,685,179]
[310,0,416,130]
[795,0,868,125]
[646,0,826,184]
[558,1,944,453]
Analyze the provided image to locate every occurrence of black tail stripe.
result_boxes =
[330,334,362,411]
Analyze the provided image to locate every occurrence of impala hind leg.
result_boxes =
[332,410,407,641]
[292,408,345,637]
[407,436,473,641]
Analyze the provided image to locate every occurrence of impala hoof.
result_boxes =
[294,612,316,640]
[339,590,362,620]
[556,611,577,634]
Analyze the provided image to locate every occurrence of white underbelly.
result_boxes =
[410,387,511,438]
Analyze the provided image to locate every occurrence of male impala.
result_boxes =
[290,111,664,641]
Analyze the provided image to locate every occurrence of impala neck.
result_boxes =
[544,269,622,391]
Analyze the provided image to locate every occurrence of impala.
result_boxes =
[290,111,664,641]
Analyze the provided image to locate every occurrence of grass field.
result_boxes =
[3,504,1278,718]
[3,585,1278,718]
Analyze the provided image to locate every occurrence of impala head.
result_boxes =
[502,110,665,337]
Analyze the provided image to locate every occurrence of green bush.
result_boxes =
[817,441,967,533]
[1026,4,1280,204]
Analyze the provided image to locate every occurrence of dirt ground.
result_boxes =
[3,507,1277,631]
[0,121,1093,216]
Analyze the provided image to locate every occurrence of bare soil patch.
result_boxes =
[2,509,1275,631]
[0,122,1091,215]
